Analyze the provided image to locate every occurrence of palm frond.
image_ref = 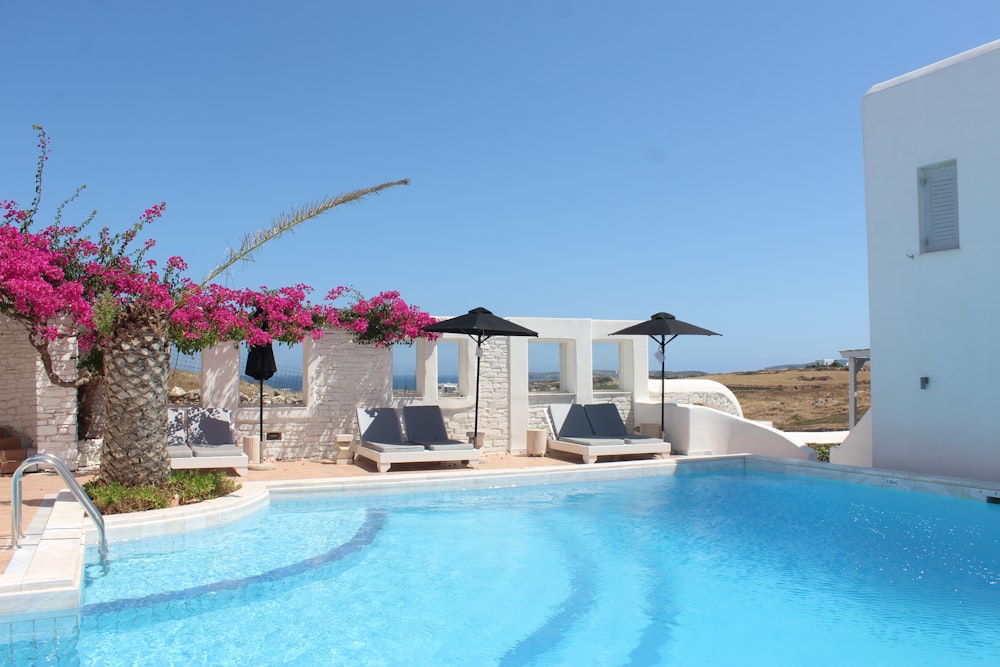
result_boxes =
[202,179,409,287]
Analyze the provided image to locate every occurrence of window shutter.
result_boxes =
[919,161,959,252]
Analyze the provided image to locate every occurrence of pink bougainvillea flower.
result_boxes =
[2,126,435,375]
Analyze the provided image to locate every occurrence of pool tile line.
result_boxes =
[497,519,596,666]
[79,507,386,617]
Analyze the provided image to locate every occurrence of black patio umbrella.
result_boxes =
[245,314,278,453]
[611,312,721,440]
[422,307,538,444]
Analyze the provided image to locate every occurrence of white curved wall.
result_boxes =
[637,402,816,460]
[830,409,873,468]
[647,378,743,417]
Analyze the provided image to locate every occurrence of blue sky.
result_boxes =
[3,2,999,373]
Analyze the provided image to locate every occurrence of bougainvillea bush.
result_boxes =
[0,126,434,486]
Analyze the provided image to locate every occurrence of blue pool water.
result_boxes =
[5,469,1000,665]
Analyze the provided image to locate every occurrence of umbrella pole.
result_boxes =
[659,338,666,441]
[258,378,264,461]
[473,344,482,445]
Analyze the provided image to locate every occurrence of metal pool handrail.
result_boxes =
[8,453,108,561]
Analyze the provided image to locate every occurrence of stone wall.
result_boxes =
[203,331,392,460]
[473,337,509,453]
[0,317,79,468]
[653,379,743,417]
[0,318,37,443]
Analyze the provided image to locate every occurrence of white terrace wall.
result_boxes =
[206,317,652,457]
[202,330,392,460]
[0,316,79,467]
[2,315,754,465]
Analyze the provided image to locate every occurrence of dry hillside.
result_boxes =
[698,366,870,431]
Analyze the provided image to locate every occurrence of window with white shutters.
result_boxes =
[918,160,959,253]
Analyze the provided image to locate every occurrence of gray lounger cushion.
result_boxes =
[167,408,187,448]
[360,408,409,444]
[423,441,475,451]
[558,404,597,439]
[364,441,427,453]
[586,403,664,444]
[402,406,465,445]
[168,444,194,458]
[584,403,629,437]
[190,444,244,458]
[559,436,627,446]
[187,407,237,446]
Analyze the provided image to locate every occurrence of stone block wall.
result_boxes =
[0,317,79,468]
[0,319,37,444]
[472,337,510,453]
[203,331,392,460]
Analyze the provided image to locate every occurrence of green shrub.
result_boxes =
[169,470,240,504]
[809,444,831,462]
[83,480,172,514]
[84,471,241,515]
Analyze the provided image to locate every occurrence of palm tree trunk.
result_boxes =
[77,378,106,440]
[99,304,172,487]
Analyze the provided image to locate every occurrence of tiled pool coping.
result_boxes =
[3,454,999,619]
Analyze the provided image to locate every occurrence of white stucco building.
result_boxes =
[861,40,1000,483]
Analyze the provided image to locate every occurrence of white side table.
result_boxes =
[526,429,547,456]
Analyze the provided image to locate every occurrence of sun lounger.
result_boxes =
[355,407,480,473]
[168,407,249,476]
[547,403,670,464]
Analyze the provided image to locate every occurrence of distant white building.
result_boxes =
[861,40,1000,482]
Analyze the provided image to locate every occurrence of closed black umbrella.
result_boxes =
[422,307,538,444]
[245,316,278,450]
[611,312,721,441]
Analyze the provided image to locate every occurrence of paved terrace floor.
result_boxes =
[1,452,582,575]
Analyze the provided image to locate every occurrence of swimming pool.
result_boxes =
[5,467,1000,665]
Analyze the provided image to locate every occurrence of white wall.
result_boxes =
[0,317,80,466]
[3,315,750,465]
[830,409,873,468]
[202,331,391,460]
[863,40,1000,482]
[642,402,814,460]
[197,318,653,457]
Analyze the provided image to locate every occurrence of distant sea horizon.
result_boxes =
[392,371,615,391]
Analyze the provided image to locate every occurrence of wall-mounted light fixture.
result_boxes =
[920,376,929,390]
